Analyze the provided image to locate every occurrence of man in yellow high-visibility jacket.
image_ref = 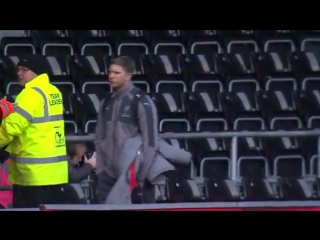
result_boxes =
[0,54,68,208]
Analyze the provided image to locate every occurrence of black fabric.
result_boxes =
[12,184,66,208]
[68,162,93,183]
[0,149,9,164]
[63,184,87,204]
[17,54,49,75]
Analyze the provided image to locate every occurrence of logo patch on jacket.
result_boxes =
[121,105,131,118]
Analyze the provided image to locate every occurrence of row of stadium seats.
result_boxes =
[155,177,320,202]
[70,91,320,129]
[1,52,320,96]
[2,30,320,57]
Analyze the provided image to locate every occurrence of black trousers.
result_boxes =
[13,184,66,208]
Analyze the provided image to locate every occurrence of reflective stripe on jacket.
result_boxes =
[0,74,68,186]
[0,159,12,208]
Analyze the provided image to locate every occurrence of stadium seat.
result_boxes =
[63,183,87,204]
[251,52,294,80]
[165,177,202,203]
[0,55,24,97]
[186,93,228,180]
[183,91,224,126]
[219,53,257,77]
[159,118,191,133]
[84,119,97,135]
[1,37,35,56]
[225,36,259,57]
[67,55,111,97]
[132,79,150,93]
[242,178,276,201]
[191,79,223,94]
[145,30,182,40]
[180,30,222,51]
[30,30,69,38]
[179,53,224,92]
[63,96,78,135]
[45,56,75,94]
[81,81,107,104]
[153,92,188,122]
[44,55,77,134]
[78,37,112,56]
[143,54,186,93]
[278,178,313,200]
[295,89,320,118]
[76,93,100,134]
[115,37,149,56]
[151,39,186,55]
[261,36,296,53]
[294,89,320,175]
[220,91,261,123]
[257,30,292,37]
[263,77,297,92]
[187,39,222,55]
[180,53,222,76]
[256,90,298,119]
[218,53,260,100]
[182,30,218,42]
[70,30,107,39]
[267,115,306,178]
[68,54,108,77]
[45,55,70,76]
[290,51,320,91]
[256,31,293,46]
[219,30,255,38]
[233,117,269,179]
[204,178,240,201]
[194,118,229,179]
[110,30,144,40]
[40,38,73,56]
[298,114,320,176]
[299,34,320,53]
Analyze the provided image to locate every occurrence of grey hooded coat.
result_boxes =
[105,135,192,204]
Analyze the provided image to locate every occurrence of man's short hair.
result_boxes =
[110,56,135,74]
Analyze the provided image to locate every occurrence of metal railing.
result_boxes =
[1,130,320,191]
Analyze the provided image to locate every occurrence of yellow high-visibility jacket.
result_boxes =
[0,74,68,186]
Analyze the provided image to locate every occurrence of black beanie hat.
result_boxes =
[17,54,49,75]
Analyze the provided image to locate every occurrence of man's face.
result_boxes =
[108,64,131,89]
[17,66,37,86]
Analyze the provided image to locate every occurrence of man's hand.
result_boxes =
[84,152,97,169]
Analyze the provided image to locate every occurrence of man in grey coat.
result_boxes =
[95,56,159,204]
